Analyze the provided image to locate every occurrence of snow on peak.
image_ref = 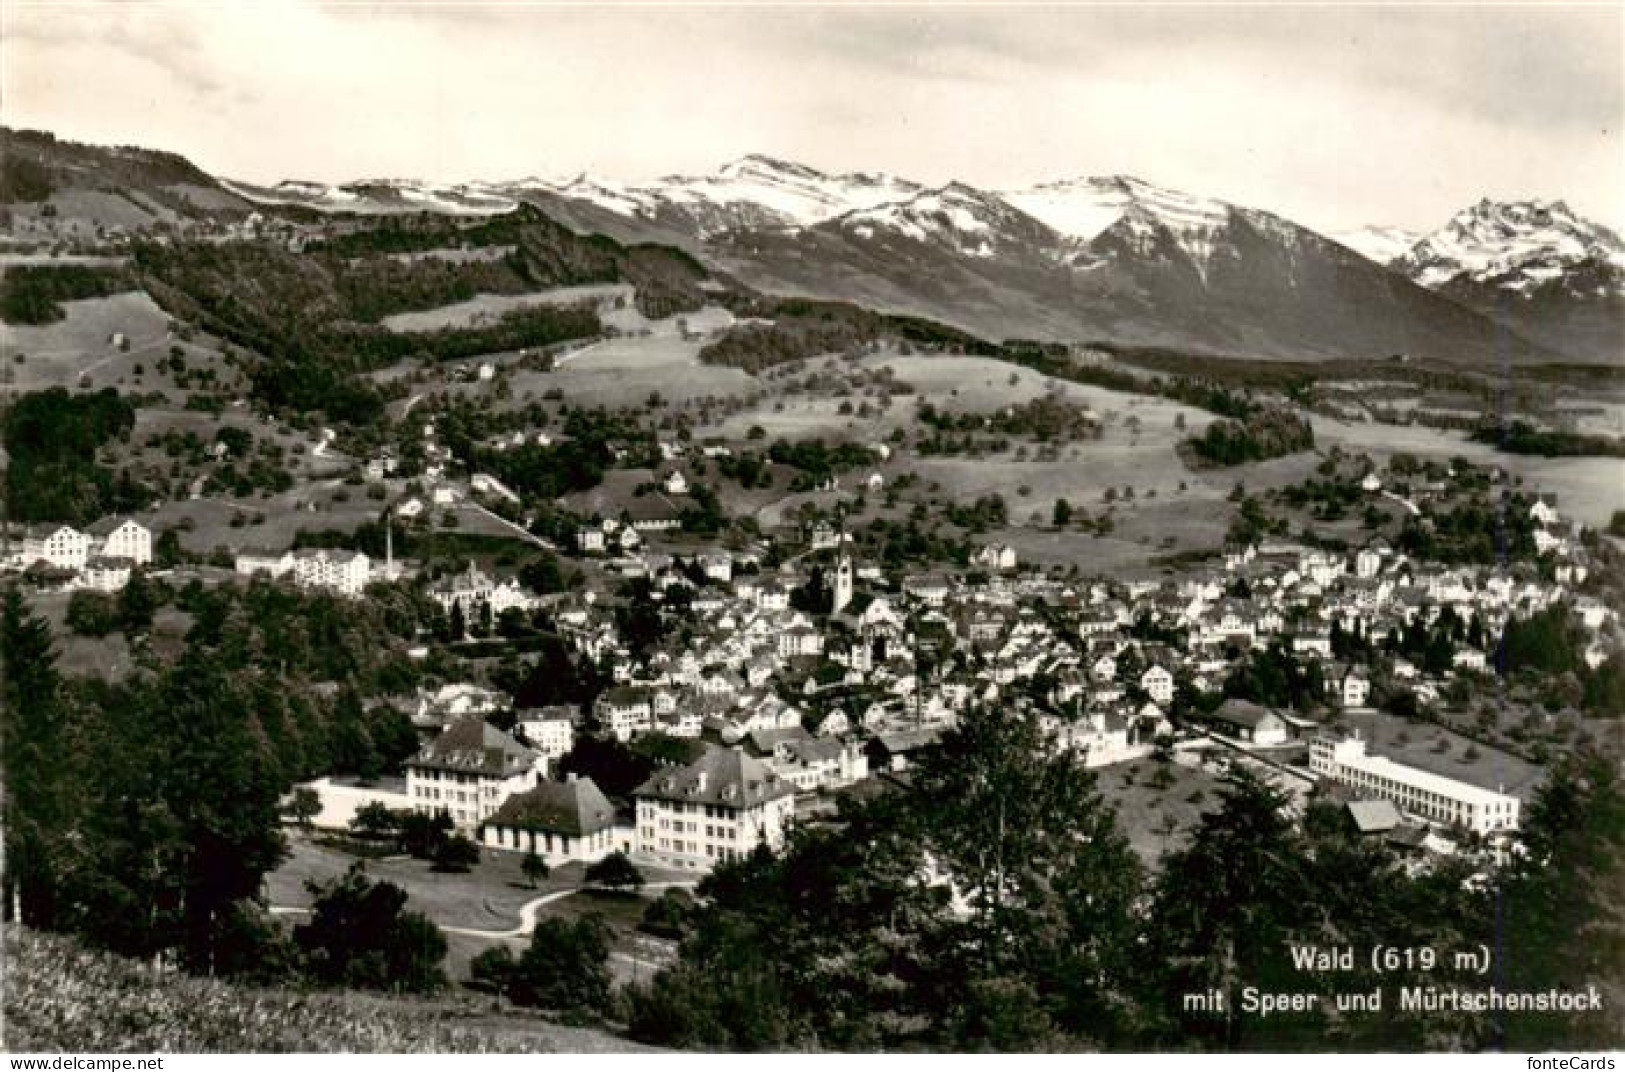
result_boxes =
[1332,225,1422,266]
[837,184,1032,258]
[534,156,923,232]
[1003,174,1230,245]
[225,176,516,215]
[712,154,829,185]
[1401,198,1625,291]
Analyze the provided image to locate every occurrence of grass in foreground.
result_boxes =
[1,926,655,1053]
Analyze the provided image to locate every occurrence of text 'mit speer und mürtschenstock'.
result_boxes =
[1180,943,1608,1019]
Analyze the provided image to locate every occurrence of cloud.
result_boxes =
[1,1,1617,232]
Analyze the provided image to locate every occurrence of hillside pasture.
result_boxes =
[1,291,171,390]
[3,926,655,1053]
[1310,413,1625,526]
[381,284,631,333]
[520,329,756,409]
[143,481,381,557]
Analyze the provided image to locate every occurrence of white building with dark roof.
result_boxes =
[292,548,371,597]
[86,518,152,566]
[633,748,796,871]
[17,524,91,572]
[405,717,542,830]
[480,775,624,865]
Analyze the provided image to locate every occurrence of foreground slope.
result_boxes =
[2,927,654,1054]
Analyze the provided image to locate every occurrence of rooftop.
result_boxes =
[486,776,615,836]
[408,717,536,778]
[635,747,795,808]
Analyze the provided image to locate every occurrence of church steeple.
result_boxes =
[832,512,853,615]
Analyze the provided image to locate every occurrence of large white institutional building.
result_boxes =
[1309,734,1520,835]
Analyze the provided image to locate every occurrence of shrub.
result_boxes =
[431,833,480,873]
[64,590,120,637]
[294,864,447,994]
[583,851,644,894]
[506,916,612,1013]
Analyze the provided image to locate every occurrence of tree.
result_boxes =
[117,569,158,635]
[1489,749,1625,1050]
[908,706,1145,1045]
[1144,767,1313,1048]
[507,915,613,1012]
[583,850,644,893]
[639,887,694,940]
[154,528,184,567]
[398,809,453,859]
[64,590,119,637]
[294,863,447,994]
[469,944,517,993]
[521,849,550,888]
[1052,498,1073,527]
[285,786,321,831]
[348,801,400,842]
[631,705,1147,1051]
[431,832,480,873]
[1,591,72,928]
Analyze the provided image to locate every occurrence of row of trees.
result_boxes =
[0,264,132,324]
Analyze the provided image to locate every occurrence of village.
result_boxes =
[8,430,1610,889]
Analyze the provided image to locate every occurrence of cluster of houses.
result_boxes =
[288,486,1609,868]
[2,518,153,591]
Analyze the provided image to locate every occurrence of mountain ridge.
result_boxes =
[5,127,1614,365]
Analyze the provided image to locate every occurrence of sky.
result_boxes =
[3,1,1621,234]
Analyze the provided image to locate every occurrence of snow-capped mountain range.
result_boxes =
[221,177,520,216]
[227,156,1624,306]
[531,155,925,237]
[1400,199,1625,293]
[9,120,1613,363]
[199,155,1625,362]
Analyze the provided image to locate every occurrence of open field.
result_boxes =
[518,329,755,409]
[143,481,380,556]
[1094,756,1228,867]
[267,836,690,985]
[0,291,252,405]
[381,284,631,333]
[1,291,167,386]
[1309,414,1625,527]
